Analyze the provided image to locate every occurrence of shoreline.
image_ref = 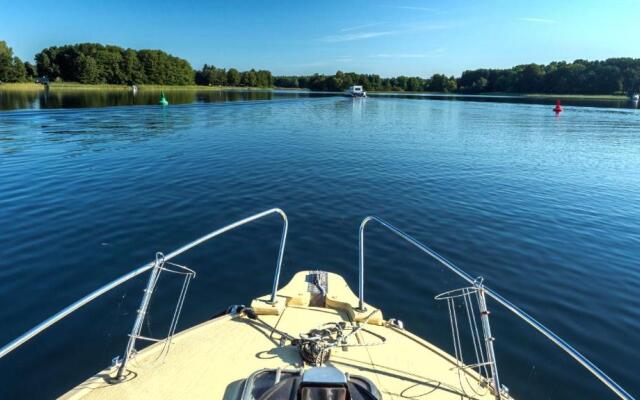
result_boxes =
[366,90,628,101]
[501,92,626,101]
[0,82,271,92]
[0,83,630,101]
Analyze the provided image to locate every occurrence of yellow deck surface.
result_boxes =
[61,272,504,400]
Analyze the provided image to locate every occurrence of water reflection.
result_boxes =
[368,92,640,110]
[1,96,639,398]
[0,108,195,156]
[350,97,366,122]
[2,89,639,111]
[0,89,332,111]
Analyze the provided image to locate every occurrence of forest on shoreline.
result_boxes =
[1,40,640,95]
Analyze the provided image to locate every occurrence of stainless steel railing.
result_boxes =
[0,208,288,361]
[358,216,635,400]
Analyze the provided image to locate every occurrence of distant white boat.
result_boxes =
[631,93,639,102]
[346,85,366,97]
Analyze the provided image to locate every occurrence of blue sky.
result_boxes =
[1,0,638,77]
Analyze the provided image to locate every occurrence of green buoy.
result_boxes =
[159,91,169,106]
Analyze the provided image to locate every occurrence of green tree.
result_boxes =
[24,61,37,79]
[35,49,58,79]
[121,49,145,84]
[472,77,488,92]
[256,70,272,87]
[34,43,193,85]
[9,57,26,81]
[196,65,228,86]
[240,69,258,86]
[515,64,545,92]
[213,67,227,85]
[406,77,422,91]
[273,76,299,88]
[195,64,213,85]
[428,74,449,92]
[0,41,26,82]
[226,68,240,86]
[74,54,100,84]
[445,76,457,92]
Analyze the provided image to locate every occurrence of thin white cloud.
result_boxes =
[394,6,436,12]
[370,54,428,58]
[292,57,354,68]
[369,49,445,59]
[519,17,558,24]
[291,61,333,68]
[319,30,399,43]
[340,22,388,32]
[319,21,460,43]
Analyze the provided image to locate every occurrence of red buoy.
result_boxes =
[553,99,563,113]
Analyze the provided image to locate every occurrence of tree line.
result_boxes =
[2,40,640,94]
[195,64,273,87]
[34,43,194,85]
[275,59,640,95]
[0,42,273,87]
[0,41,37,83]
[457,59,640,94]
[274,71,458,92]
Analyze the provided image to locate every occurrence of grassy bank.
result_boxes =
[522,93,627,100]
[0,83,43,91]
[0,82,269,92]
[479,91,627,100]
[0,83,630,100]
[367,90,629,100]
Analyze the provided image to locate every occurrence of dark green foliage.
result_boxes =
[136,49,194,85]
[74,54,99,83]
[458,59,640,94]
[34,43,194,85]
[16,40,640,94]
[194,65,271,87]
[226,68,241,86]
[256,70,273,87]
[0,41,27,82]
[24,61,37,78]
[428,74,457,92]
[195,64,228,85]
[240,69,258,86]
[120,49,145,85]
[272,76,299,88]
[273,71,456,93]
[276,59,640,94]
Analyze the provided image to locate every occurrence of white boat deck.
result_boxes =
[61,272,505,400]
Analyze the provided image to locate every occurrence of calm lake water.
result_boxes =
[0,93,639,399]
[1,87,639,110]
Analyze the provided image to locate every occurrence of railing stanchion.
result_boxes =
[357,217,370,311]
[269,210,288,303]
[476,283,501,399]
[357,215,634,400]
[0,208,289,364]
[116,253,164,380]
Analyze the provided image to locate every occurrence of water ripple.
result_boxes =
[0,97,639,399]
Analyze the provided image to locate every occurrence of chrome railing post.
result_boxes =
[357,217,372,311]
[475,282,501,399]
[269,210,288,303]
[116,253,164,380]
[0,208,288,363]
[357,215,634,400]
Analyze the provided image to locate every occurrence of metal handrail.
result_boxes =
[0,208,288,360]
[358,216,635,400]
